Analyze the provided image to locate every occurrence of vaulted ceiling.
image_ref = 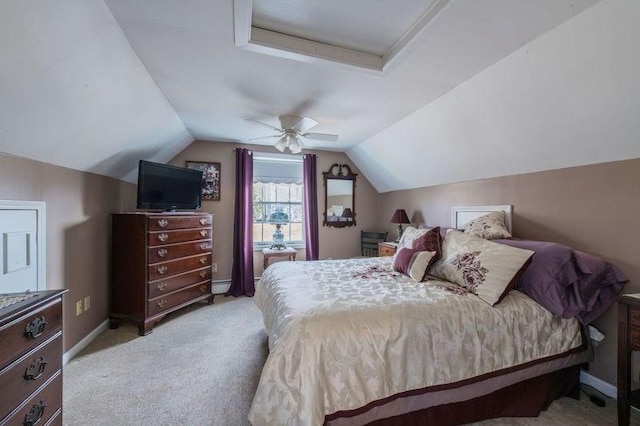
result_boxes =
[3,0,638,191]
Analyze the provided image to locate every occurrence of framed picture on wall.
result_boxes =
[186,161,221,201]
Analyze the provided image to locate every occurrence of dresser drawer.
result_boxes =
[0,335,62,419]
[148,240,212,264]
[378,243,396,257]
[630,307,640,328]
[148,254,212,281]
[0,301,62,369]
[1,372,62,426]
[147,215,212,231]
[147,281,211,316]
[148,228,211,246]
[148,268,211,299]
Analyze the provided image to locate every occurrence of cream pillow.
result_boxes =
[398,226,426,249]
[430,230,534,306]
[463,211,511,239]
[392,247,437,282]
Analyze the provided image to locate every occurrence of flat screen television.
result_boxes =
[137,160,203,211]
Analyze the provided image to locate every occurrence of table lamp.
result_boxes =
[268,208,289,250]
[390,209,410,242]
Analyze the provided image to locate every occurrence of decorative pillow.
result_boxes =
[430,230,534,306]
[412,226,442,267]
[397,226,425,249]
[463,211,511,239]
[392,247,436,282]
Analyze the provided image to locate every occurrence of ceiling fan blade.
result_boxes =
[249,135,281,141]
[301,132,339,142]
[245,119,282,132]
[291,116,318,133]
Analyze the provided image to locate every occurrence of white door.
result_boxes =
[0,209,39,293]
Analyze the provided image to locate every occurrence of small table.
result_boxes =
[378,241,398,257]
[263,247,297,269]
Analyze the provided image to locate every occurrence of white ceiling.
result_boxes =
[2,0,623,189]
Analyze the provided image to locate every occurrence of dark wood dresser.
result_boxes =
[618,294,640,426]
[110,212,214,336]
[0,290,66,426]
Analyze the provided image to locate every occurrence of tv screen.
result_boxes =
[137,160,203,211]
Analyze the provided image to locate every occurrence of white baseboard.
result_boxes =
[63,319,109,365]
[580,370,617,399]
[212,279,231,294]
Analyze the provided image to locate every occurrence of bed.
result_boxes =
[249,206,625,425]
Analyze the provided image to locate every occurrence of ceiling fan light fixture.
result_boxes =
[274,137,287,152]
[289,139,302,154]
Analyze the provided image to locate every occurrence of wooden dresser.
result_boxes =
[110,212,214,336]
[618,294,640,426]
[0,290,66,426]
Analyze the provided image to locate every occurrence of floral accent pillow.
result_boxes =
[463,211,512,239]
[392,247,437,282]
[397,226,425,249]
[430,230,534,305]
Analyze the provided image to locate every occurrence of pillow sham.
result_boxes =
[412,226,442,266]
[397,226,425,249]
[463,211,511,239]
[430,230,534,306]
[493,238,628,324]
[392,247,436,282]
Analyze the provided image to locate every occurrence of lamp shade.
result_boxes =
[341,207,353,218]
[390,209,410,224]
[268,208,289,224]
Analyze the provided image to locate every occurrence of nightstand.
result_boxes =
[618,294,640,426]
[263,247,297,269]
[378,242,398,257]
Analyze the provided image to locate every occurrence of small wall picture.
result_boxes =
[186,161,221,201]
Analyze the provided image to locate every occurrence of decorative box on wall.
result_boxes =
[110,212,214,336]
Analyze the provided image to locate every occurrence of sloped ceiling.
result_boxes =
[4,0,630,190]
[0,0,193,181]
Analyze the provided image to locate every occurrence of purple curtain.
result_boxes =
[303,154,319,260]
[228,148,255,297]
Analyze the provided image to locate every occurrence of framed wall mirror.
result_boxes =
[323,163,357,228]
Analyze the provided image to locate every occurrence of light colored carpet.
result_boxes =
[64,296,634,425]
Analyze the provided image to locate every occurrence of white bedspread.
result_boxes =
[249,257,582,426]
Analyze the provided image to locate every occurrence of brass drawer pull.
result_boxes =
[199,218,207,225]
[157,265,168,275]
[158,219,169,228]
[24,357,47,381]
[200,243,210,250]
[157,299,167,308]
[157,282,168,291]
[158,233,169,242]
[157,248,169,258]
[199,270,208,278]
[24,316,47,339]
[200,230,208,237]
[24,400,46,426]
[199,256,208,264]
[199,285,207,293]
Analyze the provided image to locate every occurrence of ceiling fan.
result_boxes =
[246,115,339,154]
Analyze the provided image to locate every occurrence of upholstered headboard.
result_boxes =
[451,205,513,233]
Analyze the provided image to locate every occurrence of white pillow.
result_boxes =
[398,226,428,249]
[463,211,511,239]
[430,230,533,306]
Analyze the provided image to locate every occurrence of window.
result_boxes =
[253,154,304,248]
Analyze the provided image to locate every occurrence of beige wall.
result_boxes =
[0,153,135,352]
[169,141,380,279]
[379,157,640,386]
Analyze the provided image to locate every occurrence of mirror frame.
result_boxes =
[323,163,357,228]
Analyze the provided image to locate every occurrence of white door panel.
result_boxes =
[0,209,39,293]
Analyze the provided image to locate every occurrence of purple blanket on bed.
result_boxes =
[493,239,628,324]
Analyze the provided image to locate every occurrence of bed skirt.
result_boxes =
[326,348,590,426]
